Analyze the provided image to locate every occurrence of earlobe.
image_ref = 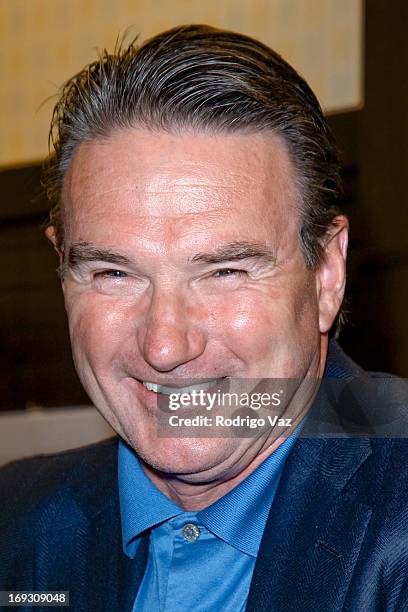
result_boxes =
[317,216,349,334]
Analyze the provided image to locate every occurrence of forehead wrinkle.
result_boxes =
[61,130,301,251]
[66,180,240,216]
[143,168,260,187]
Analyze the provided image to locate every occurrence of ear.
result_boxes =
[45,225,65,277]
[316,216,349,334]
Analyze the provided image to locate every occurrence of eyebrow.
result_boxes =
[190,241,276,265]
[64,239,276,276]
[67,242,132,269]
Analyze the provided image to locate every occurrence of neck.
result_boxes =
[140,407,308,511]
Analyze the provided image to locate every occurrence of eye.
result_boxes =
[213,268,246,278]
[94,269,128,279]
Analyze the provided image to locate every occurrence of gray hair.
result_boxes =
[43,24,343,269]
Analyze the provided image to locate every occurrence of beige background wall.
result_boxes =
[0,0,363,167]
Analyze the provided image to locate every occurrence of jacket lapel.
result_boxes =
[73,445,149,612]
[246,342,373,612]
[33,439,148,612]
[33,502,148,612]
[79,502,149,612]
[246,436,372,611]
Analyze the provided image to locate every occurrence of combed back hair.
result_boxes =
[43,23,342,269]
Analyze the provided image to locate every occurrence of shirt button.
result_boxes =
[182,523,201,542]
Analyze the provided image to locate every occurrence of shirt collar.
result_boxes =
[119,432,298,559]
[118,441,181,557]
[198,434,297,556]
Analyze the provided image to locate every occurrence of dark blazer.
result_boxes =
[1,343,408,611]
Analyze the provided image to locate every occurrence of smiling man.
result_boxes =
[1,25,408,612]
[56,128,339,501]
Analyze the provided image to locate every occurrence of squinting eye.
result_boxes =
[94,270,128,279]
[214,269,245,278]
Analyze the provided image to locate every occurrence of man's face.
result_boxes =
[54,129,345,482]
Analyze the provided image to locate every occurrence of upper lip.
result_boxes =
[136,377,227,387]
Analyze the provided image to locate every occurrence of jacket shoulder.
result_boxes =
[0,436,119,535]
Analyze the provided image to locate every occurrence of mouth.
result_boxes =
[140,378,228,395]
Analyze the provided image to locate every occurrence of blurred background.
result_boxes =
[0,0,407,463]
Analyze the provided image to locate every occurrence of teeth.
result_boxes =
[142,380,216,395]
[143,382,159,393]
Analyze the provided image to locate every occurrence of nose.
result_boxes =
[138,287,206,372]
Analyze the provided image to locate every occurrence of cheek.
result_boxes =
[66,294,131,369]
[208,292,281,354]
[208,281,319,362]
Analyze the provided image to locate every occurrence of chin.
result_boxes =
[129,434,235,479]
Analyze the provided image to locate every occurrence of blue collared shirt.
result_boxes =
[118,435,298,611]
